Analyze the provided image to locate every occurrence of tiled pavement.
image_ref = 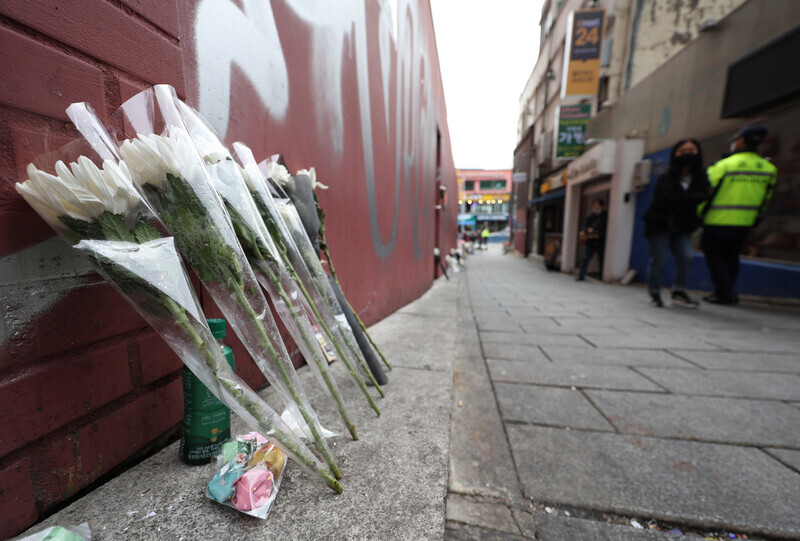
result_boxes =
[446,246,800,540]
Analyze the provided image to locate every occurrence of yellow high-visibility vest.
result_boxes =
[701,151,777,227]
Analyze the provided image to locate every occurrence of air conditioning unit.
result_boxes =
[632,160,652,192]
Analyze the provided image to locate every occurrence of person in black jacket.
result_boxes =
[642,138,711,307]
[576,199,607,281]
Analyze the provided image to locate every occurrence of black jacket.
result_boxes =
[582,211,607,249]
[643,170,710,236]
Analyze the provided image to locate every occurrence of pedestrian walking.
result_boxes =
[481,226,490,250]
[642,139,711,308]
[576,199,607,281]
[700,126,777,304]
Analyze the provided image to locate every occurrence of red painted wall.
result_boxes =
[0,1,456,535]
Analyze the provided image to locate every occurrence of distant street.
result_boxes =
[446,245,800,540]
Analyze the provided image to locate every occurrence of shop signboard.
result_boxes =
[556,104,591,159]
[561,9,604,98]
[458,213,477,226]
[512,172,527,183]
[475,213,510,222]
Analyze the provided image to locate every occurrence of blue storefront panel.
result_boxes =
[629,148,800,299]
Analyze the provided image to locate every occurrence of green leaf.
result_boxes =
[156,172,244,292]
[97,211,136,242]
[59,215,104,242]
[134,218,162,243]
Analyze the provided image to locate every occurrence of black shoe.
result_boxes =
[649,292,664,307]
[575,276,585,282]
[703,293,733,305]
[671,290,699,309]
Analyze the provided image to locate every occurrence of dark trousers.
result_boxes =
[578,243,604,279]
[701,226,749,300]
[646,232,693,294]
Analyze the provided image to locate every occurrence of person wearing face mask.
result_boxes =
[642,139,711,308]
[699,126,777,305]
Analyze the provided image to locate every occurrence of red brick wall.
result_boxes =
[0,0,456,535]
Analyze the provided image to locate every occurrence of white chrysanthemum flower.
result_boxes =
[296,167,328,191]
[267,161,291,186]
[119,134,171,188]
[119,128,204,190]
[240,163,264,193]
[16,158,140,226]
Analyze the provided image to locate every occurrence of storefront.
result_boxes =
[629,104,800,298]
[528,188,566,267]
[562,138,644,280]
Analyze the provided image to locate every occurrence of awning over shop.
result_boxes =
[528,188,566,206]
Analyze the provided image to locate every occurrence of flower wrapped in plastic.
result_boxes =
[264,165,385,396]
[13,114,341,493]
[273,165,390,379]
[172,101,359,440]
[113,85,340,479]
[308,168,393,374]
[234,146,382,416]
[255,158,386,398]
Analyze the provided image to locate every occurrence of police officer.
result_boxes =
[700,126,777,304]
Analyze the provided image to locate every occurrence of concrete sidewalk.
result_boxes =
[24,278,460,540]
[446,245,800,540]
[22,245,800,540]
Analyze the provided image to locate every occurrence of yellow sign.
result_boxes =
[562,9,604,97]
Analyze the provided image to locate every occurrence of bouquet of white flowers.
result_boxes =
[234,146,382,416]
[113,85,340,480]
[170,100,359,440]
[14,116,341,493]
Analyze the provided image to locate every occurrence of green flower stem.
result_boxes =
[321,242,392,372]
[316,193,392,372]
[224,200,358,440]
[144,173,339,476]
[230,283,342,479]
[161,294,343,493]
[289,264,382,416]
[258,261,358,441]
[257,197,381,416]
[336,321,385,398]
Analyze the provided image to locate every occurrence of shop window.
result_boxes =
[479,180,506,190]
[464,180,475,191]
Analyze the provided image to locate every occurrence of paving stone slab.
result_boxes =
[475,316,524,332]
[444,521,529,541]
[518,321,630,335]
[483,333,590,348]
[542,346,695,368]
[507,425,800,538]
[701,334,800,353]
[554,316,653,328]
[495,383,614,431]
[638,367,800,400]
[668,351,800,373]
[445,494,521,536]
[764,448,800,472]
[488,360,664,391]
[481,343,555,362]
[586,390,800,447]
[534,514,703,540]
[450,299,523,501]
[585,334,721,350]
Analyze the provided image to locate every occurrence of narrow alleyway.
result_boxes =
[446,246,800,540]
